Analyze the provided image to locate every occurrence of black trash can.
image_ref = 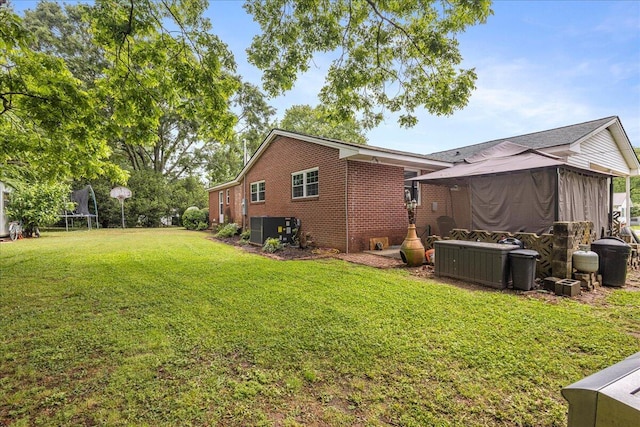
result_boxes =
[590,237,631,287]
[509,249,539,291]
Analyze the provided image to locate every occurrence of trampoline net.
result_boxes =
[70,186,94,216]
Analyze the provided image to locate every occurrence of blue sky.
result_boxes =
[13,0,640,153]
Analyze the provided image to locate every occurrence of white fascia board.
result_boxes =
[342,147,452,170]
[609,121,640,173]
[568,117,617,154]
[206,180,239,192]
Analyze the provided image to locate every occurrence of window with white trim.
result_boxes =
[250,180,265,202]
[292,168,319,199]
[226,189,230,205]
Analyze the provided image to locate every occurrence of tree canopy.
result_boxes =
[245,0,492,128]
[279,105,367,144]
[0,5,125,184]
[3,0,494,225]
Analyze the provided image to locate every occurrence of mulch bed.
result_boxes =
[212,235,640,305]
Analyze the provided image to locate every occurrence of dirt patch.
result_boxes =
[211,235,640,304]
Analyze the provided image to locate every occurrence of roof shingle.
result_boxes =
[426,116,618,163]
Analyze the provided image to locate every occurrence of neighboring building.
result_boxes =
[613,192,633,224]
[209,117,639,252]
[0,181,11,237]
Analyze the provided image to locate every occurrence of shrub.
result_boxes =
[239,229,251,244]
[215,223,239,238]
[6,182,73,236]
[182,207,208,230]
[262,237,283,253]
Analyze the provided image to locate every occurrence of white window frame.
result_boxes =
[250,180,265,203]
[226,189,230,205]
[404,169,421,206]
[292,167,319,199]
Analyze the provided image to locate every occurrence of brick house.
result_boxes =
[209,117,638,253]
[207,129,451,253]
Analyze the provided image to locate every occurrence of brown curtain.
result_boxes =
[558,169,608,237]
[470,169,556,235]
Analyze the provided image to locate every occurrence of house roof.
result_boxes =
[411,141,584,184]
[207,129,452,191]
[426,116,633,164]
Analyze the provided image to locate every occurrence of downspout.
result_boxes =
[345,160,349,254]
[243,176,247,231]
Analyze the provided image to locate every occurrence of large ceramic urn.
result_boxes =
[400,224,425,267]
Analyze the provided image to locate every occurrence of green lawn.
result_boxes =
[1,229,638,426]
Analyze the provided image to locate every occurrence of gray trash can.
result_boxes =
[509,249,539,291]
[590,237,631,287]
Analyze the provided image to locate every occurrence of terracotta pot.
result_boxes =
[400,224,425,267]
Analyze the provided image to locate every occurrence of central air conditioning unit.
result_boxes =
[250,217,297,245]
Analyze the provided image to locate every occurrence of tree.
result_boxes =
[20,1,253,225]
[0,5,126,184]
[206,82,276,185]
[245,0,492,128]
[22,1,107,87]
[89,0,239,173]
[279,104,367,144]
[5,181,72,236]
[613,147,640,217]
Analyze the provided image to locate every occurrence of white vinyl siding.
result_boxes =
[292,168,319,199]
[250,180,265,202]
[566,129,630,174]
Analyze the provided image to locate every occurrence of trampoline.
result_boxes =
[60,185,99,230]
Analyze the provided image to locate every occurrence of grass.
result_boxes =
[1,228,639,426]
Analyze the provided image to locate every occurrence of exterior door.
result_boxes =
[219,191,224,223]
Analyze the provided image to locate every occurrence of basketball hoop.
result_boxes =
[110,186,132,228]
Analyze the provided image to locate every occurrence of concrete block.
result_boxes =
[556,279,581,297]
[554,281,564,296]
[543,277,561,292]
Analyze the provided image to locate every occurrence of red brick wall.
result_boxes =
[208,184,243,227]
[414,183,471,237]
[244,136,348,251]
[347,161,409,252]
[208,189,221,226]
[208,136,440,253]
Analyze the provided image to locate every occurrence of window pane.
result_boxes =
[306,170,318,183]
[251,182,264,202]
[292,174,303,186]
[292,186,304,198]
[306,182,318,196]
